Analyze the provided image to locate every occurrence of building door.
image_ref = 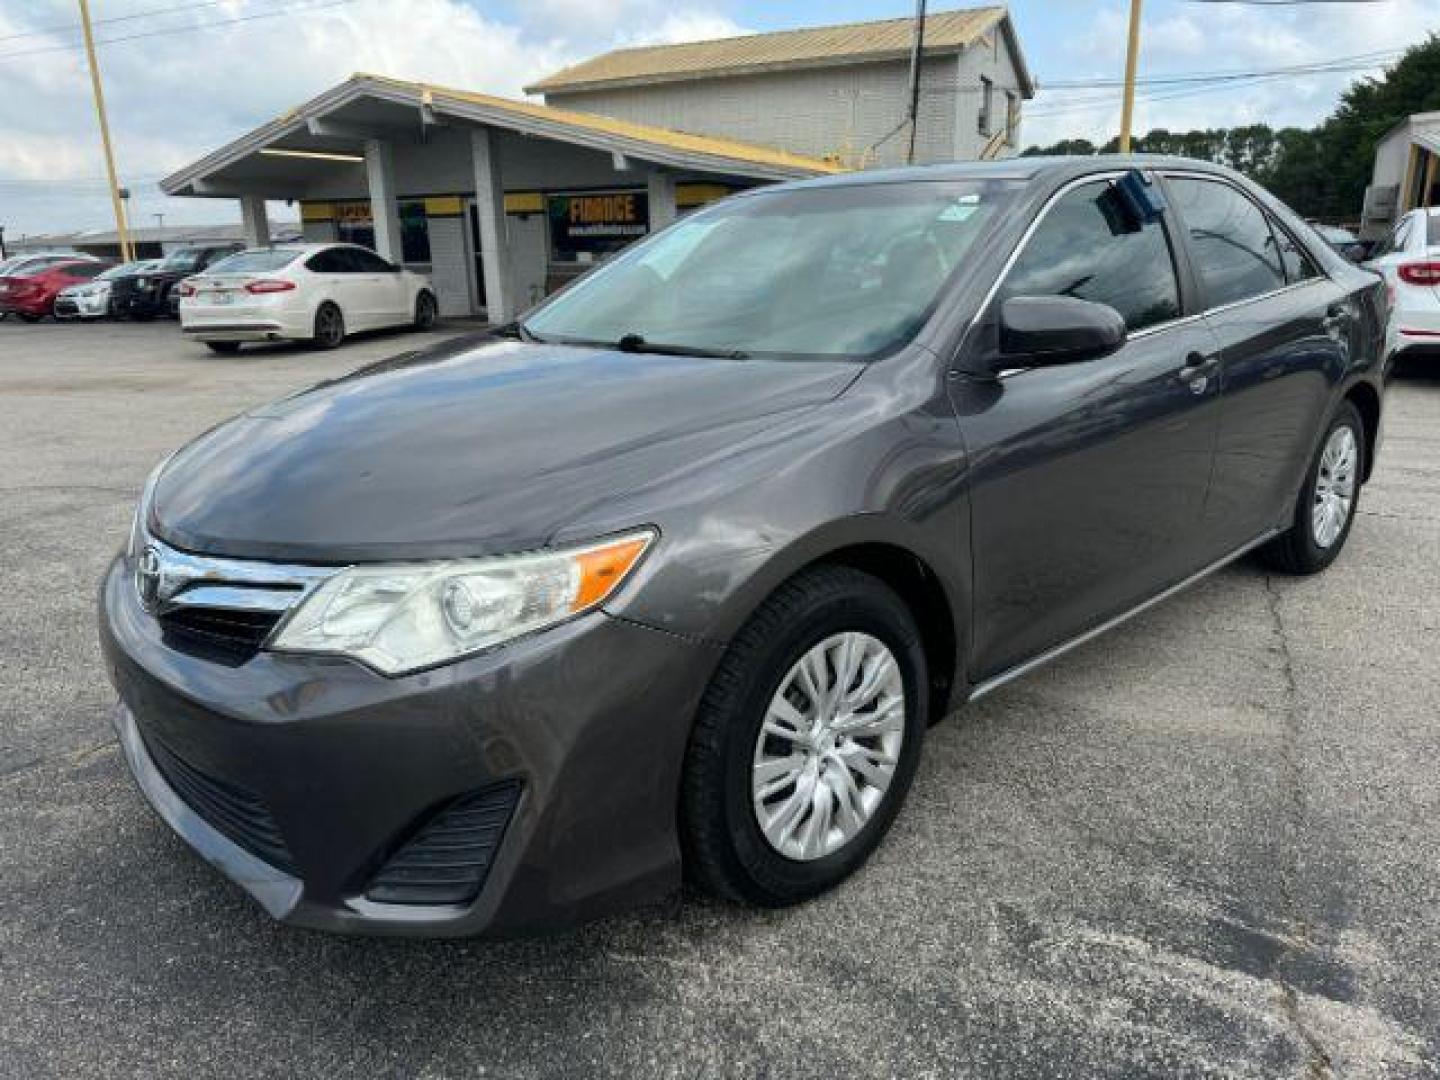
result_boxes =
[466,203,488,315]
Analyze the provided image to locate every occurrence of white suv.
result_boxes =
[1366,207,1440,357]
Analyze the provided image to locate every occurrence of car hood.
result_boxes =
[150,336,863,562]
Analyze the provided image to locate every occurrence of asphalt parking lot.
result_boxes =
[2,318,1439,1078]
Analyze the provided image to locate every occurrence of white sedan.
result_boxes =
[178,243,437,354]
[1365,207,1440,358]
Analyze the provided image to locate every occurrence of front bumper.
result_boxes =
[55,292,108,319]
[99,555,719,936]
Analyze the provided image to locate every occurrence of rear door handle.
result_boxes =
[1180,352,1219,394]
[1322,305,1352,335]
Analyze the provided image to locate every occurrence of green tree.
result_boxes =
[1022,34,1440,219]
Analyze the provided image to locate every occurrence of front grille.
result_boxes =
[364,782,521,906]
[158,606,282,665]
[140,724,298,875]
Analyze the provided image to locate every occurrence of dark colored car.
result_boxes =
[0,259,113,320]
[109,244,240,320]
[100,157,1386,937]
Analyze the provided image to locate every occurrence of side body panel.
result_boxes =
[951,318,1223,681]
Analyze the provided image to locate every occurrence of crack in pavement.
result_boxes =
[1263,573,1335,1079]
[0,740,116,784]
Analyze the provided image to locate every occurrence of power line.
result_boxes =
[0,0,358,64]
[0,0,254,44]
[1027,52,1401,119]
[1042,47,1400,89]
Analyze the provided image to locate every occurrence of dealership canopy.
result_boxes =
[160,73,841,323]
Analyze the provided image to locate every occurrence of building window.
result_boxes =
[546,190,650,263]
[978,77,994,138]
[332,199,431,264]
[1005,91,1020,147]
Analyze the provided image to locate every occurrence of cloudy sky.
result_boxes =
[2,0,1438,238]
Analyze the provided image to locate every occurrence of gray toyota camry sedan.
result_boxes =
[100,157,1387,936]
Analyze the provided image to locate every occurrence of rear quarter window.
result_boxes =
[1167,176,1287,308]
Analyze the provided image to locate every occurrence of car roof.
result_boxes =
[748,154,1242,196]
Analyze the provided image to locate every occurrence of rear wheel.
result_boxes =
[681,566,927,907]
[312,302,344,350]
[1260,400,1364,574]
[413,291,438,330]
[205,341,242,355]
[16,312,40,323]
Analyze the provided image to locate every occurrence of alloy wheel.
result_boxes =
[316,305,343,347]
[1312,425,1357,549]
[751,632,905,862]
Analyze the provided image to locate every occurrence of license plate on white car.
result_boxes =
[209,291,233,305]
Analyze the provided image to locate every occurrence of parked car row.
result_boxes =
[1,241,439,352]
[1364,206,1440,359]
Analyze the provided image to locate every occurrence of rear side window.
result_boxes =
[1000,179,1182,332]
[347,248,394,272]
[1168,177,1286,307]
[306,249,350,273]
[208,250,300,274]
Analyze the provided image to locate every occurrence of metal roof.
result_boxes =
[161,74,840,198]
[526,6,1031,96]
[10,223,300,249]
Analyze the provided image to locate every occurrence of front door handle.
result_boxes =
[1179,352,1219,394]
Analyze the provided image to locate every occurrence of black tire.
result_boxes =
[413,291,438,331]
[16,312,40,323]
[1260,400,1364,575]
[681,565,927,907]
[205,341,242,355]
[312,302,344,350]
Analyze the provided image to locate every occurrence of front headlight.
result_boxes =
[269,531,654,675]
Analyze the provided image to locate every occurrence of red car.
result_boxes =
[0,260,113,321]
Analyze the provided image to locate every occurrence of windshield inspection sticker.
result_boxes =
[938,195,981,222]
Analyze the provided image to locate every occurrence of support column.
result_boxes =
[647,170,677,232]
[470,127,513,324]
[364,138,403,264]
[239,195,270,248]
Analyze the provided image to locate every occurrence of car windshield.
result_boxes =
[207,249,301,274]
[523,180,1021,360]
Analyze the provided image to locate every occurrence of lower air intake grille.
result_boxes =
[364,782,521,906]
[141,726,298,875]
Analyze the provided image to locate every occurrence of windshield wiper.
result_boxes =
[615,332,748,360]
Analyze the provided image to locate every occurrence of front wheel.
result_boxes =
[681,566,927,907]
[413,291,437,331]
[16,312,40,323]
[311,302,345,350]
[1261,400,1364,575]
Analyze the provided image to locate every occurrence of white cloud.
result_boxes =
[1023,0,1440,149]
[0,0,745,235]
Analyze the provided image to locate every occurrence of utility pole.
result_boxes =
[1118,0,1143,153]
[78,0,133,262]
[905,0,927,165]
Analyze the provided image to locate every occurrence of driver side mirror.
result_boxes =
[998,296,1127,370]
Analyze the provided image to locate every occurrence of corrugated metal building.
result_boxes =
[528,7,1034,169]
[1361,112,1440,241]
